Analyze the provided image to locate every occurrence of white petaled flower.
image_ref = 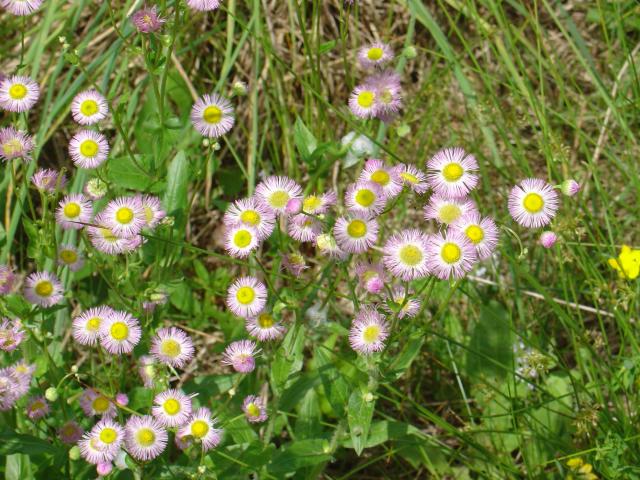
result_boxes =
[1,0,44,15]
[450,212,499,260]
[150,327,195,368]
[124,415,168,461]
[398,163,429,194]
[223,197,275,240]
[78,434,110,465]
[68,130,110,168]
[191,93,234,137]
[79,388,117,418]
[358,41,394,69]
[0,126,34,161]
[245,311,285,341]
[382,287,420,319]
[102,197,146,237]
[344,180,386,217]
[301,191,337,215]
[349,307,389,355]
[99,310,142,355]
[225,224,259,258]
[178,407,223,452]
[348,84,377,119]
[86,418,124,462]
[287,214,322,243]
[136,194,166,228]
[71,90,109,125]
[186,0,220,11]
[255,176,303,215]
[359,159,403,199]
[426,231,478,280]
[226,276,267,318]
[23,272,63,307]
[152,389,194,428]
[355,261,387,294]
[221,340,260,373]
[0,75,39,112]
[508,178,559,228]
[382,229,431,281]
[55,194,92,230]
[72,306,115,346]
[87,213,132,255]
[423,193,477,225]
[334,214,379,254]
[57,244,84,271]
[426,147,479,199]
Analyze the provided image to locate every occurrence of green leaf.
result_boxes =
[267,439,331,475]
[270,322,306,394]
[293,116,318,163]
[347,389,376,455]
[0,431,57,456]
[107,155,158,191]
[318,40,336,54]
[162,150,190,234]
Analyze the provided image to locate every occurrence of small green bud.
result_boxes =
[69,446,81,460]
[45,387,58,402]
[403,45,417,59]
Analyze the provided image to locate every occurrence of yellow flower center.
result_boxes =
[399,245,423,266]
[100,228,119,242]
[400,172,418,183]
[240,210,260,225]
[269,191,290,208]
[441,243,461,264]
[8,83,27,100]
[87,317,101,331]
[99,427,117,444]
[34,280,53,297]
[370,170,390,186]
[79,139,99,157]
[303,195,322,213]
[523,192,544,213]
[115,207,134,224]
[80,99,99,116]
[438,204,462,224]
[62,424,77,437]
[236,286,255,305]
[246,403,261,417]
[357,91,375,108]
[30,401,44,412]
[136,428,156,447]
[163,398,181,415]
[465,225,484,244]
[63,202,81,218]
[92,395,110,413]
[110,322,129,341]
[347,219,367,238]
[190,420,209,438]
[362,325,380,343]
[354,189,375,207]
[60,249,78,264]
[160,338,181,358]
[442,163,464,182]
[367,47,384,61]
[144,206,154,224]
[233,229,253,248]
[2,139,22,156]
[203,105,223,124]
[379,89,393,104]
[258,313,274,328]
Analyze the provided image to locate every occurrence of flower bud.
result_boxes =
[539,231,557,249]
[232,80,248,96]
[285,198,303,215]
[97,462,113,477]
[69,446,81,460]
[561,179,581,197]
[115,393,129,406]
[45,387,58,402]
[403,45,417,59]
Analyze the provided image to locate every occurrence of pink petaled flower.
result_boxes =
[32,168,67,192]
[99,310,142,355]
[221,340,260,373]
[344,180,386,217]
[138,355,156,388]
[423,193,478,226]
[26,396,49,420]
[58,420,84,444]
[358,41,394,69]
[285,197,303,215]
[561,179,581,197]
[315,233,348,260]
[245,311,286,341]
[225,223,260,258]
[152,389,194,427]
[0,317,24,351]
[242,395,268,423]
[68,130,110,168]
[79,388,117,418]
[301,190,337,215]
[282,252,308,277]
[178,407,223,452]
[348,84,378,119]
[366,70,402,122]
[359,159,403,199]
[508,178,559,228]
[186,0,220,11]
[1,0,44,15]
[102,196,146,237]
[287,214,322,243]
[349,307,389,355]
[226,276,267,318]
[96,463,113,477]
[255,176,303,216]
[55,193,93,230]
[450,212,500,260]
[355,261,387,294]
[137,194,166,228]
[72,306,114,346]
[115,393,129,406]
[57,244,84,271]
[130,5,166,33]
[334,214,379,254]
[223,197,276,240]
[382,229,431,281]
[0,75,39,111]
[124,415,168,461]
[191,93,234,137]
[0,126,34,161]
[426,230,477,280]
[426,147,479,199]
[382,287,420,319]
[150,327,195,369]
[71,90,109,125]
[0,265,16,295]
[398,163,429,194]
[539,231,558,249]
[24,271,64,307]
[87,213,133,255]
[10,361,34,400]
[79,418,124,464]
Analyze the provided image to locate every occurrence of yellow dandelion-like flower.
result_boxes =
[608,245,640,280]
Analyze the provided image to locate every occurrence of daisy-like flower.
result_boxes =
[87,213,131,255]
[68,130,109,168]
[59,420,84,444]
[426,231,477,280]
[0,75,39,112]
[301,191,337,215]
[55,194,92,230]
[130,4,165,33]
[450,212,499,260]
[223,197,276,240]
[84,177,108,200]
[316,233,348,260]
[32,168,67,192]
[383,287,420,319]
[225,224,259,258]
[178,407,222,452]
[245,311,285,341]
[10,361,34,399]
[0,265,16,295]
[226,276,268,318]
[344,181,386,217]
[0,126,34,161]
[288,214,322,243]
[79,434,111,465]
[79,389,117,418]
[71,90,109,125]
[355,261,386,294]
[99,310,142,355]
[138,355,156,388]
[87,418,124,462]
[508,178,559,228]
[191,93,234,137]
[72,306,114,346]
[255,176,303,215]
[0,368,19,411]
[152,389,193,428]
[398,164,429,194]
[359,159,403,199]
[124,415,168,461]
[58,244,84,271]
[186,0,220,11]
[1,0,43,15]
[150,327,195,368]
[282,252,308,276]
[26,396,49,420]
[349,308,389,355]
[334,214,379,254]
[348,84,378,119]
[242,395,267,423]
[221,340,260,373]
[358,41,394,69]
[102,197,146,237]
[24,271,63,307]
[426,147,479,198]
[423,193,477,226]
[382,229,431,281]
[367,70,402,121]
[0,318,24,351]
[539,231,558,249]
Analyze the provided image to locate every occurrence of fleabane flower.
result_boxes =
[58,244,84,271]
[348,84,377,119]
[1,0,44,15]
[226,276,267,318]
[301,191,337,215]
[56,194,92,230]
[221,340,259,373]
[32,168,67,192]
[450,212,499,260]
[344,180,386,217]
[316,233,348,260]
[26,396,49,420]
[288,214,322,243]
[124,415,168,461]
[225,224,259,258]
[24,271,63,307]
[349,308,389,355]
[223,197,275,240]
[383,287,420,319]
[426,231,477,280]
[0,126,34,161]
[398,163,429,194]
[72,306,115,346]
[359,159,403,199]
[0,318,24,351]
[130,4,165,33]
[79,389,117,418]
[539,231,558,249]
[150,327,195,368]
[382,229,431,281]
[423,193,477,225]
[178,407,222,452]
[0,265,16,295]
[138,355,156,388]
[81,418,124,463]
[84,177,108,200]
[508,178,559,228]
[186,0,220,11]
[355,261,387,294]
[334,214,379,254]
[152,389,194,427]
[87,213,132,255]
[191,93,234,137]
[0,75,39,111]
[99,311,142,354]
[242,395,267,423]
[102,197,146,237]
[59,421,84,444]
[71,90,109,125]
[69,130,109,168]
[245,311,285,341]
[255,176,303,215]
[358,41,393,69]
[282,252,308,276]
[367,70,402,121]
[135,194,165,228]
[426,147,479,198]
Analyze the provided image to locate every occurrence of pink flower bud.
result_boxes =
[539,231,557,249]
[285,198,303,215]
[365,276,384,294]
[561,179,580,197]
[115,392,128,406]
[97,462,113,477]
